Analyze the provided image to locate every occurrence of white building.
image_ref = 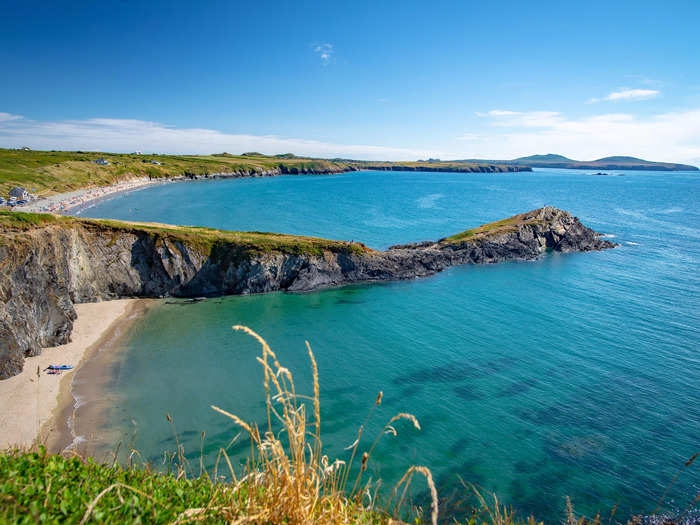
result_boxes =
[9,187,30,200]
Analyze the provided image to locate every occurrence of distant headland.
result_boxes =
[458,153,699,171]
[1,148,695,201]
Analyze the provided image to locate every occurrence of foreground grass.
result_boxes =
[0,448,240,524]
[1,327,696,524]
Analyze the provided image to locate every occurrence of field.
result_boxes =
[0,149,355,196]
[0,149,523,198]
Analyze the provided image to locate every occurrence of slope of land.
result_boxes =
[0,149,527,196]
[460,153,698,171]
[0,207,615,378]
[346,159,531,173]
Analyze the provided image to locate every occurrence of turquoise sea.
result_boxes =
[76,169,699,522]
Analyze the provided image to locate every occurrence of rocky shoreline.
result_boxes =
[0,206,616,379]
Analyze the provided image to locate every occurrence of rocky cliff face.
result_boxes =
[0,207,615,379]
[357,164,531,173]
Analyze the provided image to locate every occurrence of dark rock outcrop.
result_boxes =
[0,207,615,379]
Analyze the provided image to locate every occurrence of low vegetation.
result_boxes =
[0,148,526,197]
[0,210,371,257]
[442,211,543,243]
[0,149,354,196]
[347,160,524,173]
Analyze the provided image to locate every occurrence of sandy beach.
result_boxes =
[18,177,166,214]
[0,299,142,451]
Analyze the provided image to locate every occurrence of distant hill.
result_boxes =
[459,154,698,171]
[514,154,575,163]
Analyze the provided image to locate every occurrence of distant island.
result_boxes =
[458,153,698,171]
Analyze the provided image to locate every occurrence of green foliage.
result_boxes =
[442,212,542,243]
[0,148,353,196]
[0,148,532,198]
[0,448,238,524]
[0,210,59,230]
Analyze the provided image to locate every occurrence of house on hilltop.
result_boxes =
[9,187,30,200]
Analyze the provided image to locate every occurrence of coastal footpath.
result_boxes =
[0,207,615,379]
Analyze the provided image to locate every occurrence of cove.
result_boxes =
[75,169,700,522]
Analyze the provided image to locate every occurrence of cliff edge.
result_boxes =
[0,207,616,378]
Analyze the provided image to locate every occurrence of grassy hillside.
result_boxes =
[0,149,354,196]
[0,149,530,197]
[349,159,529,173]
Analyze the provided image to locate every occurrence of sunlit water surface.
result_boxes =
[76,169,700,521]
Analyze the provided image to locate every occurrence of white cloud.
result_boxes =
[589,88,660,103]
[0,115,432,161]
[0,112,22,122]
[458,108,700,165]
[313,43,333,65]
[476,109,522,117]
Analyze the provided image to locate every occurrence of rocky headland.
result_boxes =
[0,207,616,379]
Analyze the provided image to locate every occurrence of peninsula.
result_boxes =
[0,207,615,379]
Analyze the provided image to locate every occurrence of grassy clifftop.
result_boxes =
[0,210,371,258]
[442,209,545,243]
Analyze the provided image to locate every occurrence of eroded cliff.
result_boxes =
[0,207,615,378]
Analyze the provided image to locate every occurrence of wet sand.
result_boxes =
[47,299,156,459]
[0,299,148,452]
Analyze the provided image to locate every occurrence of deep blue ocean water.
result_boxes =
[76,169,700,522]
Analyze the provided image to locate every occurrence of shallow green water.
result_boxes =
[77,169,700,521]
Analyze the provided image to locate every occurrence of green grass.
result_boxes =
[0,210,372,258]
[0,448,246,524]
[441,211,543,243]
[349,159,522,172]
[0,148,525,197]
[0,148,354,196]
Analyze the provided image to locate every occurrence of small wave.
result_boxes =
[72,393,86,410]
[600,233,616,238]
[63,433,87,453]
[626,241,640,246]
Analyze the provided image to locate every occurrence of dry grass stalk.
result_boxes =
[204,325,429,523]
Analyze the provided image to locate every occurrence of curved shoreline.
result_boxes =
[46,299,156,457]
[0,300,144,451]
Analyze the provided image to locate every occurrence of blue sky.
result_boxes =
[1,0,699,164]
